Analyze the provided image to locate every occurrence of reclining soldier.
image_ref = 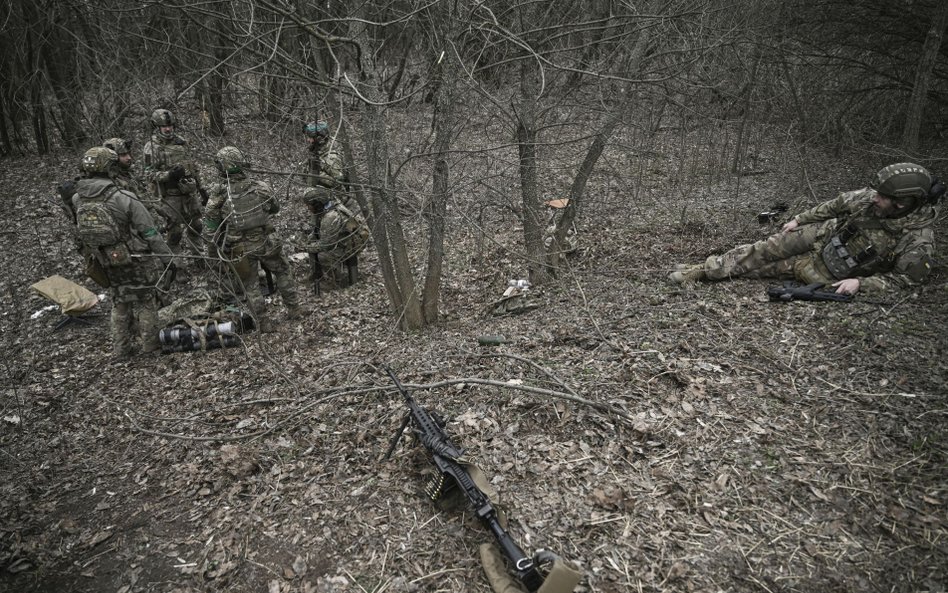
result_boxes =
[669,163,942,296]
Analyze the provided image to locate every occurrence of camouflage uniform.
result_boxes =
[72,177,174,357]
[204,169,300,329]
[700,189,936,292]
[303,142,347,226]
[143,132,204,252]
[315,201,369,273]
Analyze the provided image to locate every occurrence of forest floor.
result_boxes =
[1,112,946,593]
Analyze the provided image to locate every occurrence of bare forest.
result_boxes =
[2,1,947,592]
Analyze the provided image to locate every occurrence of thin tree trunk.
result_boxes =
[517,61,548,284]
[901,2,948,152]
[422,51,456,323]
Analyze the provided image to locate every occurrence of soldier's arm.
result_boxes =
[203,185,227,231]
[318,151,345,188]
[258,181,280,215]
[142,142,170,184]
[856,227,935,293]
[125,193,174,263]
[792,190,869,226]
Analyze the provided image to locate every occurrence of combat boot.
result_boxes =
[256,315,275,333]
[285,304,303,321]
[668,264,707,284]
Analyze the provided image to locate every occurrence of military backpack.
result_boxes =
[76,187,123,249]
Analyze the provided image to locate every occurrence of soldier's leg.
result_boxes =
[344,255,359,286]
[260,238,301,312]
[704,222,826,281]
[137,294,161,354]
[161,196,186,249]
[111,298,135,358]
[183,194,205,257]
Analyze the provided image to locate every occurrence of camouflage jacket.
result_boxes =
[143,134,202,197]
[316,203,368,264]
[793,189,936,292]
[113,169,147,196]
[71,178,173,264]
[305,143,345,189]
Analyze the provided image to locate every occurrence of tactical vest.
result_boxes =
[147,137,194,195]
[820,209,898,280]
[221,179,271,232]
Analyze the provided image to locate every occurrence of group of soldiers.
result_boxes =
[59,105,943,360]
[61,109,368,359]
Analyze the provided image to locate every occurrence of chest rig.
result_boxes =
[149,137,194,195]
[221,178,271,232]
[820,209,897,279]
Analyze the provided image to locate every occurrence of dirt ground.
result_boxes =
[1,116,946,593]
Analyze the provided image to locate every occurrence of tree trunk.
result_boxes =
[516,60,549,285]
[422,51,456,324]
[901,2,948,152]
[348,10,425,330]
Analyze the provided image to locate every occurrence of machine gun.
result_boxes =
[384,367,574,593]
[767,282,853,303]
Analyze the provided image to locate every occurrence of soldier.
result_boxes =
[669,163,943,296]
[103,137,160,219]
[204,146,302,332]
[142,108,206,257]
[302,120,346,203]
[303,187,369,289]
[71,147,176,359]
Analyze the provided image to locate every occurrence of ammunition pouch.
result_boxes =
[820,235,877,280]
[84,254,110,287]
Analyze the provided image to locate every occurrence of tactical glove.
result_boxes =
[168,164,186,184]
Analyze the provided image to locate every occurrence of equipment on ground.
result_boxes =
[384,367,580,593]
[767,282,853,303]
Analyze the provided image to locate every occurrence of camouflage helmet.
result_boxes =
[103,137,131,155]
[151,108,176,140]
[215,146,249,175]
[871,163,931,201]
[302,186,332,208]
[81,146,119,176]
[151,108,175,128]
[303,120,329,140]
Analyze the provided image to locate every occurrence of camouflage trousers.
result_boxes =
[110,288,160,357]
[215,229,299,318]
[159,192,203,252]
[704,220,835,282]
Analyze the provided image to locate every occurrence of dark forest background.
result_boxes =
[2,0,947,327]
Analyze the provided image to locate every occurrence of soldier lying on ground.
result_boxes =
[669,162,943,296]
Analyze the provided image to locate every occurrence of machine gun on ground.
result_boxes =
[384,367,580,593]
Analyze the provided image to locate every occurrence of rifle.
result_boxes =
[767,282,853,303]
[384,367,551,592]
[310,226,323,297]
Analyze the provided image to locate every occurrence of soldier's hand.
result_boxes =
[831,278,860,295]
[168,164,187,184]
[781,219,799,233]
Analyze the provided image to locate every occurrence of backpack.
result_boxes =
[76,187,122,248]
